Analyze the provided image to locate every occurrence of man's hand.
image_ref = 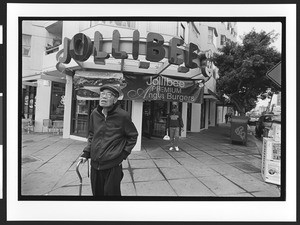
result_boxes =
[78,157,88,164]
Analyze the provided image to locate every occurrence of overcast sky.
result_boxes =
[236,22,282,52]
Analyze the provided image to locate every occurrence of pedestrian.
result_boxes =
[78,84,138,196]
[225,113,228,123]
[228,113,232,122]
[166,105,184,151]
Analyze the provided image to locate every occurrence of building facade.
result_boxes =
[22,20,237,151]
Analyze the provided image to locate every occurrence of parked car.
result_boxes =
[255,114,274,138]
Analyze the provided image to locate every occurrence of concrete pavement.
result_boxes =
[21,123,280,197]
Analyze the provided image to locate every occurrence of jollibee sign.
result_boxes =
[122,74,204,103]
[56,29,213,77]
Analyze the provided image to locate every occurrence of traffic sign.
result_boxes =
[266,62,281,88]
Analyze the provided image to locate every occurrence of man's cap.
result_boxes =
[99,84,121,98]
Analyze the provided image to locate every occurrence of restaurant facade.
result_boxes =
[22,20,238,151]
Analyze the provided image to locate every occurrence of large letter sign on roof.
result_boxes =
[168,37,184,65]
[146,32,165,62]
[112,30,128,59]
[57,37,71,64]
[69,33,93,61]
[184,43,199,69]
[132,30,140,60]
[93,31,109,65]
[56,29,216,79]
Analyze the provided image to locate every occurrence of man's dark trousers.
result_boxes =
[91,164,124,196]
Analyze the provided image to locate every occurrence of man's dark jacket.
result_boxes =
[81,103,138,170]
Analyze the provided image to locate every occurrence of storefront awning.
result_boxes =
[204,88,219,100]
[74,71,204,104]
[22,81,37,87]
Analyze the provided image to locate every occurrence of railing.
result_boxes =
[45,46,59,55]
[43,45,62,70]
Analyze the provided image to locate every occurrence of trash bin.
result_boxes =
[230,116,249,145]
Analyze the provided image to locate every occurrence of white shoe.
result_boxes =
[169,147,174,151]
[175,146,179,151]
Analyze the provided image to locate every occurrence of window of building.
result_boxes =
[147,22,177,36]
[22,34,31,56]
[179,23,185,41]
[224,22,228,29]
[231,28,234,35]
[208,27,214,44]
[90,21,136,29]
[227,22,231,30]
[191,22,200,38]
[220,35,227,45]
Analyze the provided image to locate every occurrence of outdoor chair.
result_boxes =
[42,119,53,133]
[22,119,34,133]
[52,120,64,134]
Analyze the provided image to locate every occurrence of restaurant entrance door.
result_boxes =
[142,101,170,138]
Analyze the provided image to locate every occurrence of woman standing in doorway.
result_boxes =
[166,105,184,151]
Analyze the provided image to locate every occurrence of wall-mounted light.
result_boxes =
[43,80,51,86]
[139,61,150,69]
[177,66,189,73]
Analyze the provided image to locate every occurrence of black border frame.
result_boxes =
[0,1,297,224]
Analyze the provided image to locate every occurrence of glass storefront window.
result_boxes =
[77,100,89,115]
[71,100,92,137]
[142,101,177,138]
[50,82,65,121]
[71,99,131,138]
[152,101,168,137]
[22,85,36,120]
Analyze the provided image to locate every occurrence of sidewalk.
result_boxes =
[21,123,280,197]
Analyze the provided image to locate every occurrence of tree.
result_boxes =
[213,29,281,115]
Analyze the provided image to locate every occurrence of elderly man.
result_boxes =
[79,84,138,196]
